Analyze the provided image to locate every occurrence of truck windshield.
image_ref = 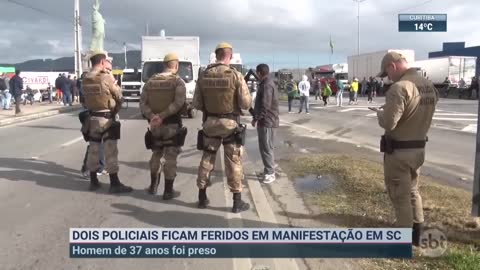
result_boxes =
[316,72,334,79]
[122,72,141,82]
[142,61,194,83]
[335,73,348,80]
[230,64,243,74]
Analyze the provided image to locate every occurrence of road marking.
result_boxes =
[338,108,370,112]
[462,124,477,133]
[60,136,84,147]
[243,154,301,270]
[219,148,253,270]
[128,112,142,119]
[434,113,477,116]
[432,117,477,121]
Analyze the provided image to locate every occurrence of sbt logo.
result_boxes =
[419,228,447,257]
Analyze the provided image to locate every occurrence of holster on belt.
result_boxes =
[380,135,394,154]
[381,135,427,154]
[78,110,90,142]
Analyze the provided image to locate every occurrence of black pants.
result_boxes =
[322,95,328,106]
[368,91,373,102]
[287,96,294,112]
[15,96,21,114]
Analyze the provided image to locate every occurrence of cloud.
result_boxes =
[1,0,479,69]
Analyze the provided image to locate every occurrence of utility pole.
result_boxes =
[472,96,480,217]
[297,55,300,80]
[74,0,82,77]
[146,22,149,36]
[272,55,275,72]
[353,0,366,56]
[124,42,127,69]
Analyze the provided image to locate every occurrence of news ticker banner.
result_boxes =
[70,228,412,258]
[398,14,447,32]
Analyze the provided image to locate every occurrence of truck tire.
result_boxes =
[187,108,196,118]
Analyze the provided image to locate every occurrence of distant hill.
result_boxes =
[0,50,142,72]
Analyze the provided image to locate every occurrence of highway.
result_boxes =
[0,96,477,269]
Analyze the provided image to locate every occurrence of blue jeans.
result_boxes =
[2,91,11,109]
[63,92,72,106]
[299,95,309,113]
[82,143,105,173]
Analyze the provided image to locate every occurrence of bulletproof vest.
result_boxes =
[199,65,237,115]
[146,74,177,114]
[82,71,113,111]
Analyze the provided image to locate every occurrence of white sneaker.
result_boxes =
[263,173,276,184]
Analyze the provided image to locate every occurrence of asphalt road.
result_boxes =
[280,94,478,189]
[0,105,305,270]
[0,96,477,269]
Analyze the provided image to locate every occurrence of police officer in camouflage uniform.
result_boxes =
[140,53,187,200]
[193,42,252,213]
[373,52,438,246]
[82,51,133,193]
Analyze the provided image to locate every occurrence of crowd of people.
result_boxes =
[282,75,386,113]
[53,73,82,106]
[0,71,85,115]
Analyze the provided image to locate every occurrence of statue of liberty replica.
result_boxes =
[89,0,106,57]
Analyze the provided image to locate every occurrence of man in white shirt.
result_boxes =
[298,75,311,114]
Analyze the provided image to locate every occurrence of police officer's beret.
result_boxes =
[164,53,179,63]
[215,42,233,51]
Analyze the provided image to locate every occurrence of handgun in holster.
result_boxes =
[108,121,121,140]
[197,130,205,151]
[78,110,90,142]
[175,126,188,147]
[380,135,394,154]
[234,124,247,146]
[145,128,153,150]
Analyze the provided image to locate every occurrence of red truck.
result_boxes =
[307,67,338,95]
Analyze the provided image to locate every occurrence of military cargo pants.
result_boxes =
[87,117,119,174]
[150,124,181,180]
[384,150,425,227]
[197,136,244,193]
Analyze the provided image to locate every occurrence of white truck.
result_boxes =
[120,68,142,101]
[412,56,477,88]
[347,49,415,84]
[20,72,70,102]
[141,35,200,118]
[209,52,244,73]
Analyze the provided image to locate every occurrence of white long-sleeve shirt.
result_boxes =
[298,80,310,96]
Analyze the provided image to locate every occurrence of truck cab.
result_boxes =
[121,69,142,101]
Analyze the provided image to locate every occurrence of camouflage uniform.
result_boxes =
[140,70,186,200]
[82,65,132,193]
[376,52,438,245]
[193,59,252,213]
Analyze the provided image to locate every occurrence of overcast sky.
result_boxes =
[1,0,479,69]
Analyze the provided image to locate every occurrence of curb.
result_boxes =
[0,105,82,127]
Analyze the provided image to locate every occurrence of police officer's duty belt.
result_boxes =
[206,112,238,121]
[90,111,114,118]
[391,139,427,149]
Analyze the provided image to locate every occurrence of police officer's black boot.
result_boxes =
[147,173,160,195]
[108,173,133,194]
[197,188,209,209]
[89,172,101,191]
[232,192,250,213]
[162,179,180,200]
[412,223,424,247]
